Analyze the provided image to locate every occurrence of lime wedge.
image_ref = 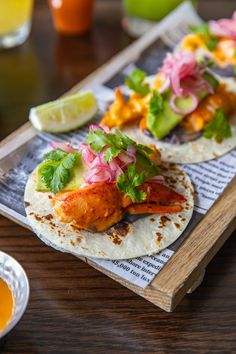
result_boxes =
[29,91,98,133]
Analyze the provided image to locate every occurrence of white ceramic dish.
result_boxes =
[0,251,30,338]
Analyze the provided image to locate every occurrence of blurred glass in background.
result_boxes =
[48,0,94,35]
[122,0,196,37]
[0,0,34,48]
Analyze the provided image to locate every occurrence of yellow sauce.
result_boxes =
[0,278,14,332]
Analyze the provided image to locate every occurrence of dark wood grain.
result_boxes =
[0,1,236,353]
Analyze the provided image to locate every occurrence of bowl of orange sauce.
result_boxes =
[0,251,29,338]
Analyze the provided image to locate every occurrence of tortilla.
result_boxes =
[122,76,236,164]
[24,165,194,260]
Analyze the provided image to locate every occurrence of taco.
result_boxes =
[180,12,236,71]
[24,126,193,260]
[101,51,236,163]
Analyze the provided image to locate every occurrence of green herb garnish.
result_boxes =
[205,36,218,51]
[203,109,232,143]
[146,90,164,128]
[190,23,218,52]
[190,23,210,36]
[86,129,153,162]
[86,128,159,202]
[125,68,150,96]
[149,91,164,115]
[44,148,67,161]
[41,148,80,193]
[117,164,147,203]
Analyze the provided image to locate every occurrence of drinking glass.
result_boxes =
[48,0,94,35]
[0,0,34,49]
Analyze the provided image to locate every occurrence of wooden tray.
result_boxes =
[0,3,236,311]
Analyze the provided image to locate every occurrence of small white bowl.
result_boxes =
[0,251,30,338]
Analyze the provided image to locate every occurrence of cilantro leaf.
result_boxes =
[125,69,150,96]
[103,146,121,162]
[117,164,147,202]
[205,36,218,51]
[44,148,67,161]
[149,91,164,116]
[40,150,80,194]
[86,129,109,152]
[41,164,55,189]
[146,90,164,129]
[203,109,232,143]
[86,128,153,163]
[51,163,70,194]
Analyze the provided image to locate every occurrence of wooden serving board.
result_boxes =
[0,2,236,311]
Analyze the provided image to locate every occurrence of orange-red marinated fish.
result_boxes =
[101,88,150,128]
[52,181,186,232]
[181,84,236,132]
[52,183,124,232]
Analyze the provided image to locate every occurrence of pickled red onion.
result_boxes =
[209,12,236,40]
[51,141,74,153]
[84,155,123,184]
[160,51,196,96]
[79,126,163,187]
[158,77,170,93]
[89,124,109,133]
[78,143,96,166]
[118,146,136,166]
[158,51,215,115]
[83,167,114,184]
[169,91,198,115]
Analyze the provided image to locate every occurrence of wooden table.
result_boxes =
[1,1,236,352]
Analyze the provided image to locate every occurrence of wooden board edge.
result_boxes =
[151,176,236,304]
[169,217,236,311]
[84,214,236,312]
[0,209,31,231]
[0,122,31,149]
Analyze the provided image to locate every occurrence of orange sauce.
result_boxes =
[0,278,14,332]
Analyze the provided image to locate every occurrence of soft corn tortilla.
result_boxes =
[122,76,236,164]
[24,165,194,260]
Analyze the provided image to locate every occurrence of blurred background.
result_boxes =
[0,0,235,140]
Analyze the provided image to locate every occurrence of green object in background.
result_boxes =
[122,0,197,37]
[123,0,186,21]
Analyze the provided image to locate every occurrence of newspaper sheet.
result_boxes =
[0,2,235,288]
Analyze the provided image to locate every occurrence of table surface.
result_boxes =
[1,1,236,353]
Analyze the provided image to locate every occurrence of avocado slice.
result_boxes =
[36,154,87,192]
[147,92,196,140]
[147,72,219,140]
